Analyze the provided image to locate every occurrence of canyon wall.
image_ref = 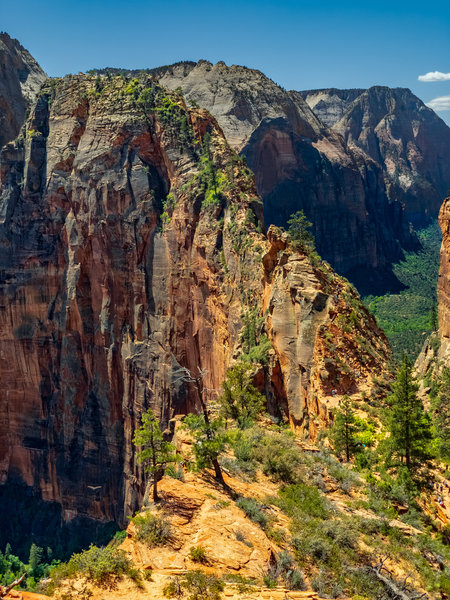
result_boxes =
[151,61,417,292]
[0,74,389,553]
[301,86,450,225]
[0,33,46,149]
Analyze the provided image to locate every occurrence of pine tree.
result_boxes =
[287,210,315,252]
[133,410,179,502]
[432,367,450,461]
[431,303,438,331]
[331,395,360,462]
[218,362,265,429]
[384,355,432,473]
[177,367,227,484]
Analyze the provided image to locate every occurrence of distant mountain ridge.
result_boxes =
[301,86,450,224]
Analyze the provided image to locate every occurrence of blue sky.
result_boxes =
[2,0,450,124]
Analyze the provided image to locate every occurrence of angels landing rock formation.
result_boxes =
[301,87,450,225]
[0,32,46,149]
[0,73,389,554]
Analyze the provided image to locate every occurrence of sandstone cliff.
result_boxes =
[301,86,450,225]
[0,74,389,553]
[0,33,46,149]
[145,61,416,290]
[436,197,450,362]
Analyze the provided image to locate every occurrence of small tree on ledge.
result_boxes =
[287,210,315,252]
[133,409,179,503]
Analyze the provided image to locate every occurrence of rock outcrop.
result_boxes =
[0,74,389,553]
[301,86,450,225]
[437,197,450,362]
[0,32,46,149]
[148,61,417,291]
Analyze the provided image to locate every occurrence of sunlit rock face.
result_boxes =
[0,33,46,149]
[0,73,389,553]
[301,86,450,225]
[155,61,417,290]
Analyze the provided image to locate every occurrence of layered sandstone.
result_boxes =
[436,197,450,362]
[0,74,389,552]
[0,33,46,149]
[301,86,450,224]
[148,61,416,289]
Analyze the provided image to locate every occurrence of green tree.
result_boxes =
[431,303,438,331]
[432,367,450,462]
[178,367,227,484]
[218,363,265,428]
[384,355,432,473]
[28,544,43,579]
[133,410,179,502]
[183,414,228,482]
[330,396,360,462]
[287,211,314,252]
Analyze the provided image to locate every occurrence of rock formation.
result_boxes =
[0,32,46,149]
[301,86,450,225]
[0,73,389,552]
[436,197,450,362]
[146,61,417,291]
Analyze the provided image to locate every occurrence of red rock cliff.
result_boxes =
[0,74,389,552]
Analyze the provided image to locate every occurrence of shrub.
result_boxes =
[251,432,302,483]
[132,512,171,547]
[183,570,224,600]
[235,497,269,529]
[48,545,140,589]
[189,546,208,564]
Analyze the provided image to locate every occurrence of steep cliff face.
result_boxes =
[150,61,416,289]
[0,32,46,149]
[0,74,389,553]
[301,87,450,224]
[436,197,450,363]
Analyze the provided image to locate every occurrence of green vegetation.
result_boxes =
[189,546,209,564]
[132,409,179,502]
[330,395,361,461]
[240,308,272,365]
[47,544,141,591]
[383,355,432,474]
[0,543,56,592]
[184,414,228,478]
[163,570,224,600]
[218,362,265,428]
[131,512,172,547]
[431,367,450,461]
[287,210,315,252]
[364,222,441,359]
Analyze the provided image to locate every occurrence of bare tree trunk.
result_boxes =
[1,573,26,598]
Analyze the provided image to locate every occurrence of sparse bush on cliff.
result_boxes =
[189,546,209,564]
[235,496,269,529]
[163,570,224,600]
[131,512,171,547]
[47,544,141,590]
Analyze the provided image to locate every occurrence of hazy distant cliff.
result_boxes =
[301,86,450,225]
[0,32,46,149]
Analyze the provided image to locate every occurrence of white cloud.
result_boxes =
[418,71,450,82]
[426,95,450,111]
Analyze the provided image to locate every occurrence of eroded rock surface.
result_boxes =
[151,61,416,289]
[0,74,388,550]
[301,86,450,225]
[0,33,46,149]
